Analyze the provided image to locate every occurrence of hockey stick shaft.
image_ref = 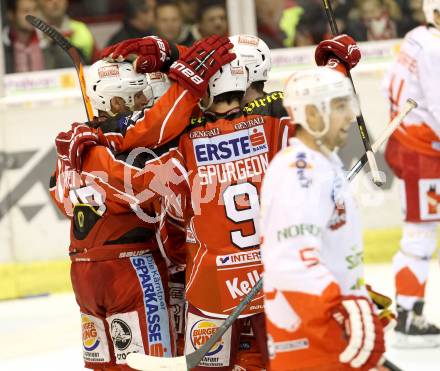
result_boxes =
[186,278,263,368]
[127,278,263,370]
[25,15,94,122]
[383,360,403,371]
[322,0,384,186]
[346,98,417,182]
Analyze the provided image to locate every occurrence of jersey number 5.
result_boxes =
[223,183,260,249]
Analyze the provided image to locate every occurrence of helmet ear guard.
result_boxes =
[144,72,171,108]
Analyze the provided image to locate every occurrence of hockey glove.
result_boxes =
[168,35,236,98]
[333,296,385,370]
[101,36,178,73]
[55,124,99,172]
[315,34,361,70]
[367,284,396,332]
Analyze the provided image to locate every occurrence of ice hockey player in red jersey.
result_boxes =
[50,34,235,370]
[383,0,440,348]
[51,60,181,370]
[260,66,386,371]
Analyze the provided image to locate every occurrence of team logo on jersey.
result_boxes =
[193,126,268,166]
[82,315,101,351]
[98,65,119,79]
[216,250,261,267]
[427,185,440,215]
[328,203,346,230]
[110,319,132,351]
[419,180,440,220]
[190,320,224,355]
[291,152,312,188]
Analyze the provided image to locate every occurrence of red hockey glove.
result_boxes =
[55,123,99,172]
[333,296,385,370]
[101,36,177,73]
[315,34,361,70]
[367,284,397,332]
[168,35,236,98]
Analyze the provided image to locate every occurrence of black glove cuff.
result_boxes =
[161,42,180,72]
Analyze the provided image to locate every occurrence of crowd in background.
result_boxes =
[1,0,426,74]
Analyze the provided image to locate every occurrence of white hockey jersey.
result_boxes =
[384,26,440,156]
[260,138,368,330]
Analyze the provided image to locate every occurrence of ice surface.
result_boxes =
[0,263,439,370]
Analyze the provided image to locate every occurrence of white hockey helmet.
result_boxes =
[86,60,148,114]
[229,34,271,85]
[283,67,358,138]
[144,72,171,108]
[207,37,248,98]
[423,0,440,25]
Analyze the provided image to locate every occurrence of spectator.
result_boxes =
[176,0,199,25]
[331,0,353,34]
[3,0,45,73]
[155,0,195,46]
[255,0,286,48]
[293,2,329,46]
[399,0,426,35]
[346,0,398,41]
[106,0,155,46]
[38,0,99,65]
[279,1,303,47]
[192,0,228,40]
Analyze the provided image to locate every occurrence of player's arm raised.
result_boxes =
[315,34,361,76]
[103,35,236,150]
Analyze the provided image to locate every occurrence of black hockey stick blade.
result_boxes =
[25,15,95,121]
[26,15,72,51]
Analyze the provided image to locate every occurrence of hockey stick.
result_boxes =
[347,98,417,182]
[25,15,94,121]
[322,0,384,187]
[126,101,416,370]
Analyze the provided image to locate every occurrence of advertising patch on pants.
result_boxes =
[185,312,232,367]
[169,282,185,334]
[419,179,440,220]
[81,313,110,363]
[107,311,144,364]
[131,255,172,357]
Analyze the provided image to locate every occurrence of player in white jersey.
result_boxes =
[260,67,386,370]
[383,0,440,348]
